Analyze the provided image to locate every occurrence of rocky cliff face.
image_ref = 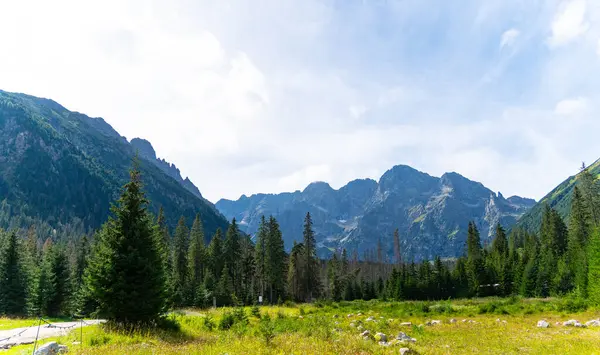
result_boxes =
[216,165,535,260]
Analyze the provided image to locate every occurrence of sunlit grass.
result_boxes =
[4,298,600,354]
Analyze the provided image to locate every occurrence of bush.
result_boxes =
[219,312,235,330]
[258,314,276,345]
[203,315,215,331]
[251,305,261,318]
[232,307,249,325]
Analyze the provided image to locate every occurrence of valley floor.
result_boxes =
[4,298,600,354]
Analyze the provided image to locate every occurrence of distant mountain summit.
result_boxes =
[216,166,535,260]
[0,90,228,235]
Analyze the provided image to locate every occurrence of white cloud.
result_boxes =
[500,28,520,48]
[554,97,589,115]
[349,105,367,119]
[597,38,600,57]
[548,0,589,47]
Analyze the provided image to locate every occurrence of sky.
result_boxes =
[1,0,600,203]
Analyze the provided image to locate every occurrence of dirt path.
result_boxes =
[0,320,104,348]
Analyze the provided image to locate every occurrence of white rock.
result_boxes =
[449,318,457,324]
[34,342,65,355]
[350,322,356,327]
[357,313,363,316]
[360,330,371,338]
[429,320,441,326]
[396,332,417,343]
[347,314,354,318]
[375,333,387,342]
[537,320,550,328]
[462,319,467,323]
[399,348,412,355]
[400,322,412,327]
[585,320,600,327]
[366,316,376,322]
[563,320,585,327]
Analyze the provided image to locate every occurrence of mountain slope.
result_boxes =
[515,159,600,234]
[0,90,229,236]
[216,165,535,260]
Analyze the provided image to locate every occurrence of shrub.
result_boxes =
[258,314,276,345]
[203,315,215,331]
[251,305,261,318]
[219,312,235,330]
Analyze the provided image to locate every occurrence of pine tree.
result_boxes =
[254,216,268,299]
[84,162,166,324]
[46,247,70,317]
[466,222,485,296]
[579,167,600,227]
[587,228,600,305]
[287,241,304,302]
[216,264,234,306]
[208,229,224,279]
[0,231,28,316]
[172,216,190,306]
[568,187,590,296]
[491,224,510,295]
[188,214,206,306]
[223,218,241,297]
[302,212,319,301]
[266,216,286,303]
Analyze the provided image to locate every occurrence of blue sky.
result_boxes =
[1,0,600,202]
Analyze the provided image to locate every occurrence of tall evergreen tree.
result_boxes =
[465,222,485,296]
[0,231,28,316]
[265,216,286,303]
[287,241,304,302]
[172,217,190,306]
[587,228,600,305]
[302,212,319,301]
[188,214,206,306]
[84,162,166,324]
[568,187,590,295]
[254,216,268,299]
[208,228,224,279]
[579,167,600,227]
[223,218,241,297]
[45,247,70,317]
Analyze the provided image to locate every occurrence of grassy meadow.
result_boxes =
[5,297,600,355]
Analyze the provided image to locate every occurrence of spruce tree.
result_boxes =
[254,216,268,299]
[266,216,286,303]
[0,231,28,316]
[208,228,224,279]
[587,228,600,305]
[223,219,241,297]
[84,162,166,324]
[188,214,206,306]
[568,187,590,296]
[579,167,600,226]
[303,212,319,301]
[172,216,190,306]
[46,247,70,317]
[466,222,485,296]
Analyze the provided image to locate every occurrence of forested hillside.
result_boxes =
[0,90,228,238]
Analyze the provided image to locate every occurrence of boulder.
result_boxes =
[585,320,600,327]
[563,320,585,327]
[537,320,550,328]
[427,320,441,326]
[34,342,68,355]
[399,347,413,355]
[396,332,417,343]
[375,333,387,342]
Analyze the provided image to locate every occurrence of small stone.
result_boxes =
[585,320,600,327]
[427,320,441,326]
[502,320,507,324]
[537,320,550,328]
[563,320,585,327]
[396,332,417,343]
[399,347,413,355]
[347,313,354,318]
[360,330,371,338]
[366,316,376,322]
[334,321,340,325]
[462,319,467,323]
[400,322,412,327]
[375,332,387,342]
[357,313,363,316]
[449,318,457,324]
[298,316,304,319]
[350,322,356,327]
[496,319,501,322]
[379,341,391,347]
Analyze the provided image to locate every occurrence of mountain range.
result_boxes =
[216,166,536,260]
[0,90,229,237]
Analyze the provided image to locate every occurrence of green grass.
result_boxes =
[4,298,600,354]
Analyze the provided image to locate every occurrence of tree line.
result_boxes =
[1,162,599,325]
